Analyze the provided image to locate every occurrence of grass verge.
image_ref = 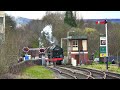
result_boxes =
[16,65,55,79]
[80,63,120,74]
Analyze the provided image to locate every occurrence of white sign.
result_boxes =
[100,37,106,46]
[71,58,77,66]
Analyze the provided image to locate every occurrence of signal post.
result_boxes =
[96,20,109,71]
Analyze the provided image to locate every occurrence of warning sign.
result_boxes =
[100,36,106,46]
[101,40,106,45]
[100,53,106,57]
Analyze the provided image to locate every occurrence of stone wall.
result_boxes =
[9,59,41,74]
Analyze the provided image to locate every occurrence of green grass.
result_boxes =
[17,65,55,79]
[80,62,120,74]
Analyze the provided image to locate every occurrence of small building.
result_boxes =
[28,48,40,59]
[67,35,89,65]
[0,11,5,44]
[0,11,5,33]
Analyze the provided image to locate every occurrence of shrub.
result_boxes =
[99,62,104,64]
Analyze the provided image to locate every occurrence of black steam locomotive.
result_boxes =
[47,45,64,65]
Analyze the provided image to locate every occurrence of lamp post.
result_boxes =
[116,49,120,67]
[79,46,83,65]
[38,37,40,48]
[67,31,75,63]
[83,50,84,64]
[61,38,67,48]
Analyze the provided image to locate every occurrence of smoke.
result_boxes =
[50,36,58,46]
[41,25,58,46]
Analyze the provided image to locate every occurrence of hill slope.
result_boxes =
[14,17,32,27]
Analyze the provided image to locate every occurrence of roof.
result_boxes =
[68,35,88,40]
[29,48,40,50]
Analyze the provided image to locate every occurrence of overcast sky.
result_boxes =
[5,11,120,19]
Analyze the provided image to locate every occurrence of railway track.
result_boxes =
[47,66,93,79]
[78,67,120,79]
[55,66,94,79]
[47,66,77,79]
[59,65,120,79]
[59,65,105,79]
[105,72,120,79]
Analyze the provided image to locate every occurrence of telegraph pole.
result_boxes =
[67,31,75,64]
[67,32,69,63]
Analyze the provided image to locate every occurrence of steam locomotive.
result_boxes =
[27,45,64,65]
[46,45,64,65]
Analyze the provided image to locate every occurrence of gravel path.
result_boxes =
[0,73,17,79]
